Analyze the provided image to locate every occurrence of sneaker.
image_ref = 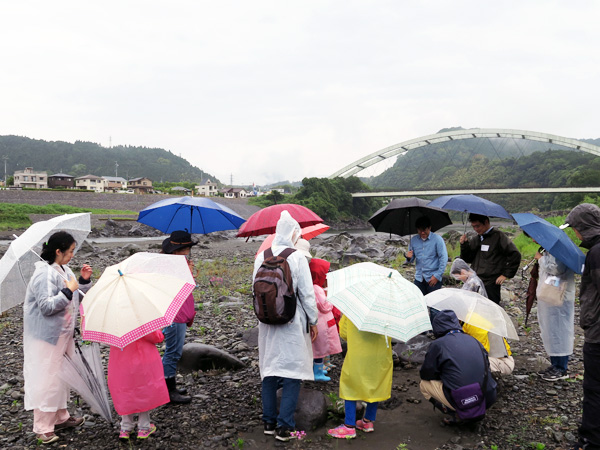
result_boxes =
[356,419,374,432]
[537,366,553,377]
[263,422,276,436]
[327,424,356,439]
[119,429,131,440]
[54,416,85,430]
[275,427,297,442]
[37,433,59,444]
[137,424,157,439]
[541,367,569,382]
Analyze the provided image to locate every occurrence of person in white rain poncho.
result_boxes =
[23,231,93,445]
[450,258,487,297]
[533,247,575,382]
[253,211,318,442]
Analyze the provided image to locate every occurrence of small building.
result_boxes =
[13,167,48,189]
[48,173,75,189]
[221,187,248,199]
[195,179,218,197]
[75,174,106,192]
[171,186,192,195]
[128,177,153,194]
[102,176,128,193]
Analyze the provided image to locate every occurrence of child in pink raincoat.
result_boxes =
[309,258,342,382]
[108,330,170,440]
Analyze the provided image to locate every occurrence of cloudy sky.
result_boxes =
[2,1,599,185]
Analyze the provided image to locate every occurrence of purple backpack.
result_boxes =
[450,345,489,421]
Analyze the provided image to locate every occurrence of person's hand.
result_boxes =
[496,275,507,285]
[460,234,467,244]
[310,325,318,343]
[80,264,92,280]
[65,275,79,292]
[534,251,543,260]
[428,276,439,287]
[405,250,414,259]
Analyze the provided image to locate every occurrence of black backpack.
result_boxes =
[253,248,297,324]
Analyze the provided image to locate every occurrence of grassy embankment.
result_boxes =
[0,203,137,231]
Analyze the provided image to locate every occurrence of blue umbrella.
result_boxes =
[513,213,585,274]
[427,194,512,220]
[137,196,246,234]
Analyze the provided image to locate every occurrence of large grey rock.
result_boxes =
[393,334,433,364]
[179,343,245,372]
[241,327,258,347]
[277,388,328,431]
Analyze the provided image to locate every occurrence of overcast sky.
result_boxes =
[2,1,599,186]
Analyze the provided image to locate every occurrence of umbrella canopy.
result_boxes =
[0,213,91,313]
[513,212,586,274]
[59,342,112,422]
[137,196,246,234]
[237,204,323,238]
[425,288,519,340]
[427,194,512,220]
[326,262,431,342]
[81,252,196,349]
[255,223,330,258]
[368,197,452,236]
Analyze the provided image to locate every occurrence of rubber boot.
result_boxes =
[166,377,192,404]
[313,363,331,382]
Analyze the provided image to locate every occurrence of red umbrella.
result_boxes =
[255,223,330,258]
[237,204,323,238]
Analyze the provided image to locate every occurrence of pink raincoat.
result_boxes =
[108,330,169,415]
[309,259,342,359]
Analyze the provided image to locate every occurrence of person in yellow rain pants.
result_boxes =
[327,315,393,439]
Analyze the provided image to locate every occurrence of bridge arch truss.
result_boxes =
[329,128,600,179]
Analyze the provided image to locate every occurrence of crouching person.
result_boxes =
[419,310,497,424]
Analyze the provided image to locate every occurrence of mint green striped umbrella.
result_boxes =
[326,262,432,343]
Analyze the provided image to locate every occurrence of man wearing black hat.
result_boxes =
[161,230,198,404]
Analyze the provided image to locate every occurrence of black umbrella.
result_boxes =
[368,197,452,237]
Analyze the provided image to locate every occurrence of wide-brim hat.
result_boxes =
[162,230,198,254]
[295,238,312,260]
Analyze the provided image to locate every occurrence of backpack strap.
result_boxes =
[278,247,296,259]
[264,247,274,259]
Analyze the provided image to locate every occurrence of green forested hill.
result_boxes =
[363,129,600,212]
[0,135,218,183]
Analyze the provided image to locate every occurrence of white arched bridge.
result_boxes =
[328,128,600,198]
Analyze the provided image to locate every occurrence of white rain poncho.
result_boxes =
[253,211,318,381]
[450,258,488,298]
[537,253,575,356]
[23,261,92,412]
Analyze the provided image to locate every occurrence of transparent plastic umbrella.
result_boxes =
[59,342,112,422]
[425,288,519,340]
[0,213,91,313]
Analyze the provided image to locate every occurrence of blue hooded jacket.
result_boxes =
[420,310,497,409]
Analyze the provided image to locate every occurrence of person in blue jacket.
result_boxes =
[405,216,448,296]
[419,309,497,424]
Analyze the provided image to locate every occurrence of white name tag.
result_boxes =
[481,245,490,252]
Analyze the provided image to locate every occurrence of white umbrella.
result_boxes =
[326,262,431,343]
[425,288,519,340]
[0,213,91,313]
[81,252,196,349]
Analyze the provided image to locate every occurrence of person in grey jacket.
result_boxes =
[562,204,600,450]
[23,231,93,445]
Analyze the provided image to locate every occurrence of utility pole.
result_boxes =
[115,161,119,177]
[230,173,233,186]
[109,136,112,148]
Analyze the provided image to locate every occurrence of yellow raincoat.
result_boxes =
[462,322,511,357]
[338,316,393,402]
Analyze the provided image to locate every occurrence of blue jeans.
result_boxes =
[262,376,301,429]
[414,278,442,296]
[162,322,187,378]
[550,355,569,372]
[344,400,378,426]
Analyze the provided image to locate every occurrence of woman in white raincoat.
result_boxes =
[23,231,93,444]
[253,211,318,442]
[535,249,575,382]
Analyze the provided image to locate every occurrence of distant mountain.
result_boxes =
[0,135,218,183]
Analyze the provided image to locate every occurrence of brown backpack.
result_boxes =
[253,248,297,324]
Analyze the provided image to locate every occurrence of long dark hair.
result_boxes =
[40,231,76,263]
